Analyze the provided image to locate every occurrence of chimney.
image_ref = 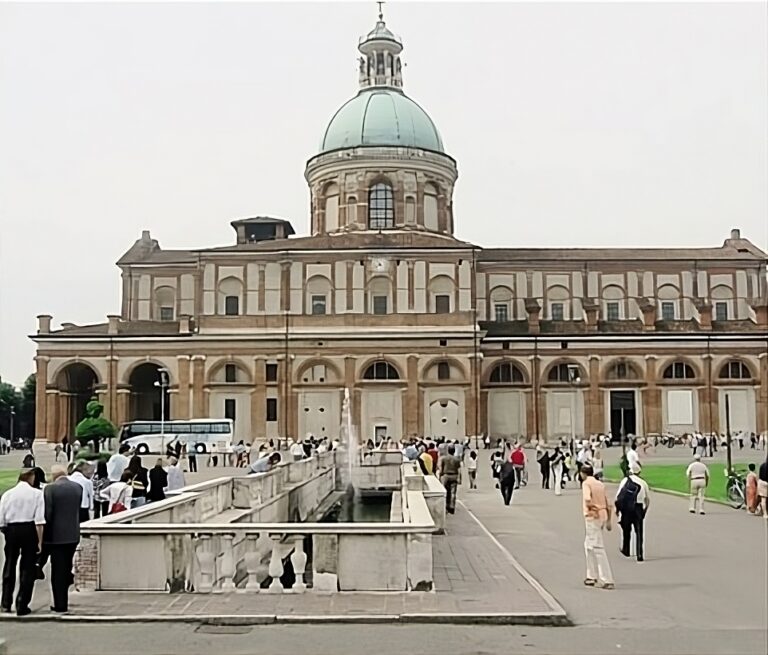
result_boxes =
[141,230,152,242]
[37,314,52,334]
[107,315,120,335]
[730,228,741,240]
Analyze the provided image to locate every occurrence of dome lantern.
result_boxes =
[357,3,404,90]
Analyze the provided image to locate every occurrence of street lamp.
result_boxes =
[153,368,169,450]
[725,392,733,475]
[9,404,15,445]
[567,365,581,456]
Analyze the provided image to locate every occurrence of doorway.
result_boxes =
[374,425,387,445]
[610,391,636,444]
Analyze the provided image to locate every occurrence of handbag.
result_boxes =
[110,487,128,514]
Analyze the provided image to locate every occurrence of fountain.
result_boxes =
[340,387,358,490]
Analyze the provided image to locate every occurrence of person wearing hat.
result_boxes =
[686,453,709,515]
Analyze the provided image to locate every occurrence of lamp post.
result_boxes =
[567,365,581,456]
[725,392,732,475]
[154,368,169,450]
[9,404,15,445]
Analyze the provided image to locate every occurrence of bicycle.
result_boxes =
[725,469,746,509]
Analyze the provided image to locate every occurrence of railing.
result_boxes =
[80,491,435,593]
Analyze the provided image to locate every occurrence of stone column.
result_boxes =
[251,357,266,440]
[701,354,715,432]
[758,353,768,435]
[35,356,49,440]
[104,355,119,423]
[644,356,661,434]
[176,356,191,419]
[191,355,206,418]
[529,355,543,440]
[45,390,58,443]
[405,355,419,437]
[524,389,534,441]
[287,356,297,441]
[587,355,602,435]
[57,393,70,442]
[116,388,130,427]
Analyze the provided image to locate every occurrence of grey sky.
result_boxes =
[1,1,766,386]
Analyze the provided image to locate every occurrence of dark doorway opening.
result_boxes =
[610,391,636,445]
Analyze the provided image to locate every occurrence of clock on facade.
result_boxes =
[371,257,389,273]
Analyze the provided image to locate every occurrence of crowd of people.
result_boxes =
[0,441,200,617]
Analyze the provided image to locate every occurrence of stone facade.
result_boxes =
[31,13,768,445]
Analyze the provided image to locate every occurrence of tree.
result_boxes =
[0,381,22,438]
[75,397,116,453]
[19,375,36,438]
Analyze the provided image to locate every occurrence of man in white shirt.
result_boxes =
[0,469,46,615]
[615,472,650,561]
[626,443,641,475]
[290,440,305,462]
[686,454,709,515]
[107,444,131,482]
[166,457,186,492]
[68,461,94,523]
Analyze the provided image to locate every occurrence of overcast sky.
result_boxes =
[1,1,766,387]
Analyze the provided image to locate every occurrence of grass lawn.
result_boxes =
[603,463,737,503]
[0,469,20,497]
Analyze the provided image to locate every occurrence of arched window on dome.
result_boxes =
[424,183,439,231]
[387,53,393,75]
[376,52,385,75]
[368,183,394,230]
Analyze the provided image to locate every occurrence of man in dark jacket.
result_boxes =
[43,465,82,613]
[499,459,517,506]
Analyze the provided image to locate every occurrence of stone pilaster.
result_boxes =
[176,356,191,419]
[45,390,58,443]
[405,355,419,437]
[116,388,130,428]
[251,357,266,440]
[643,356,661,433]
[529,355,543,440]
[191,356,206,418]
[34,356,49,440]
[587,355,602,435]
[758,353,768,435]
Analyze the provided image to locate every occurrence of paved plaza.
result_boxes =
[2,445,767,654]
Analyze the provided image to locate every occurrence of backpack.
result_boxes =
[615,477,641,514]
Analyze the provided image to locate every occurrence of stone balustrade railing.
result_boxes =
[79,489,435,593]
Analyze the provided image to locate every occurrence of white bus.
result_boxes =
[118,419,234,455]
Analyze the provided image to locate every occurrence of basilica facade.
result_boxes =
[33,14,768,444]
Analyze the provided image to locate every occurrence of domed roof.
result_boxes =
[320,88,444,154]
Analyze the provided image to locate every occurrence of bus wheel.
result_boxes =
[137,443,149,455]
[195,443,206,454]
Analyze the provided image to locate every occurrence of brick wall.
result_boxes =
[75,536,99,590]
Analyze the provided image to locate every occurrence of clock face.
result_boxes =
[372,257,388,272]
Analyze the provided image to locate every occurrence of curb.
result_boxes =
[0,611,570,626]
[603,478,732,507]
[0,611,573,628]
[457,500,570,620]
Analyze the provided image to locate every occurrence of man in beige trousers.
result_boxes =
[686,454,709,515]
[579,463,614,589]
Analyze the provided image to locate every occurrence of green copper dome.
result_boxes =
[320,88,445,154]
